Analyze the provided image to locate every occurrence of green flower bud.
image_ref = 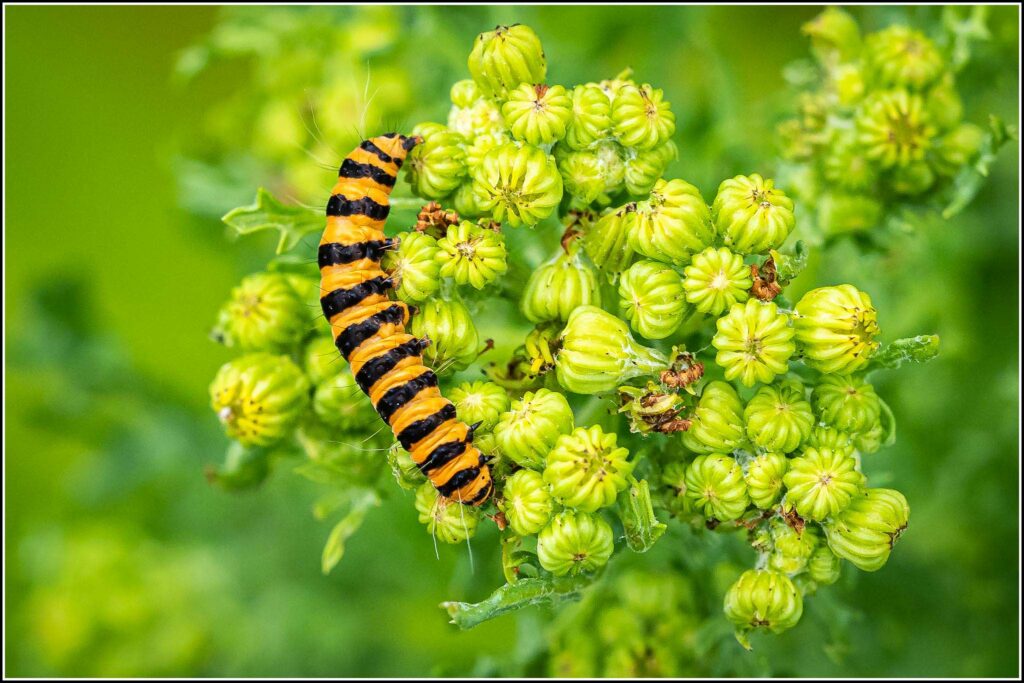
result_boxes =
[472,143,563,228]
[684,454,750,521]
[744,379,814,453]
[768,519,820,574]
[856,90,937,168]
[681,381,747,454]
[556,306,670,394]
[783,447,865,521]
[210,353,310,447]
[824,133,879,192]
[660,460,696,518]
[435,220,508,289]
[544,425,633,512]
[503,83,573,145]
[805,424,855,454]
[411,121,449,140]
[536,510,614,576]
[312,370,378,433]
[297,418,383,485]
[582,206,636,277]
[802,7,862,64]
[933,122,985,177]
[387,442,425,491]
[623,141,678,196]
[744,452,788,509]
[467,23,547,99]
[302,335,343,386]
[834,63,867,106]
[406,129,468,199]
[628,179,715,264]
[451,180,487,218]
[206,441,271,491]
[808,545,842,585]
[212,272,309,353]
[499,469,553,536]
[817,193,884,237]
[890,160,936,195]
[854,422,885,455]
[793,285,880,374]
[865,25,944,91]
[448,380,510,432]
[682,246,752,316]
[824,488,909,571]
[493,388,574,470]
[925,73,964,131]
[556,142,626,206]
[611,83,676,150]
[617,259,687,340]
[712,174,795,255]
[409,299,479,372]
[383,231,442,303]
[521,248,602,323]
[565,83,613,149]
[812,374,881,435]
[723,569,803,640]
[415,481,480,544]
[712,299,795,387]
[447,85,506,140]
[450,79,483,108]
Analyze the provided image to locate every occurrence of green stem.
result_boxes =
[440,575,593,630]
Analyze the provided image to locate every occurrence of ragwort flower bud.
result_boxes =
[415,481,480,544]
[865,25,944,91]
[684,454,750,522]
[409,299,479,372]
[312,370,379,433]
[212,272,309,353]
[817,193,883,237]
[493,388,574,470]
[623,141,678,196]
[582,206,636,277]
[856,90,937,168]
[472,142,563,228]
[744,379,814,453]
[210,352,310,447]
[802,7,861,64]
[617,259,687,340]
[544,425,633,512]
[383,231,442,303]
[723,569,803,641]
[503,83,573,145]
[824,132,879,192]
[712,299,795,387]
[449,380,510,433]
[933,122,985,177]
[793,284,880,374]
[890,160,936,196]
[805,425,855,455]
[783,447,865,521]
[712,174,795,255]
[744,451,788,509]
[565,83,613,150]
[436,220,508,289]
[767,518,820,575]
[681,381,747,454]
[406,129,468,199]
[808,545,842,585]
[824,487,909,571]
[812,374,881,435]
[628,179,715,264]
[302,335,343,386]
[556,306,670,394]
[500,469,553,536]
[467,23,547,99]
[611,83,676,150]
[521,247,602,323]
[682,246,752,316]
[537,510,614,576]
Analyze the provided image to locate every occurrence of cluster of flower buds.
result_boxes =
[777,7,1009,243]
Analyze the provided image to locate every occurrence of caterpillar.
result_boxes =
[318,133,493,506]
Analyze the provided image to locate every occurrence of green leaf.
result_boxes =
[440,575,593,630]
[321,491,379,574]
[617,478,667,553]
[222,187,323,255]
[941,5,991,72]
[869,335,941,371]
[878,397,897,448]
[770,240,809,284]
[943,116,1016,219]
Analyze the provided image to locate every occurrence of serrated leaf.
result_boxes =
[441,575,592,630]
[869,335,941,371]
[222,187,322,254]
[617,478,667,553]
[943,116,1016,219]
[321,491,379,574]
[770,240,808,283]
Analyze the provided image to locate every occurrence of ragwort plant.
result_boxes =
[204,19,954,649]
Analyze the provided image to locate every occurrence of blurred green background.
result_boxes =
[5,5,1019,677]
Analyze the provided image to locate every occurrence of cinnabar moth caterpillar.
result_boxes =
[318,133,493,506]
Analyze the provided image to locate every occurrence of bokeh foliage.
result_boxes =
[5,5,1019,677]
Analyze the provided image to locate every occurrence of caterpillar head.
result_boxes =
[377,132,422,158]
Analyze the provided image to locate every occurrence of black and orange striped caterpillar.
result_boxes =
[318,133,493,506]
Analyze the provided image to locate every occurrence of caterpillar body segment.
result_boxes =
[319,133,493,506]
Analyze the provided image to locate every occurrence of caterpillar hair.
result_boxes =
[318,133,493,506]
